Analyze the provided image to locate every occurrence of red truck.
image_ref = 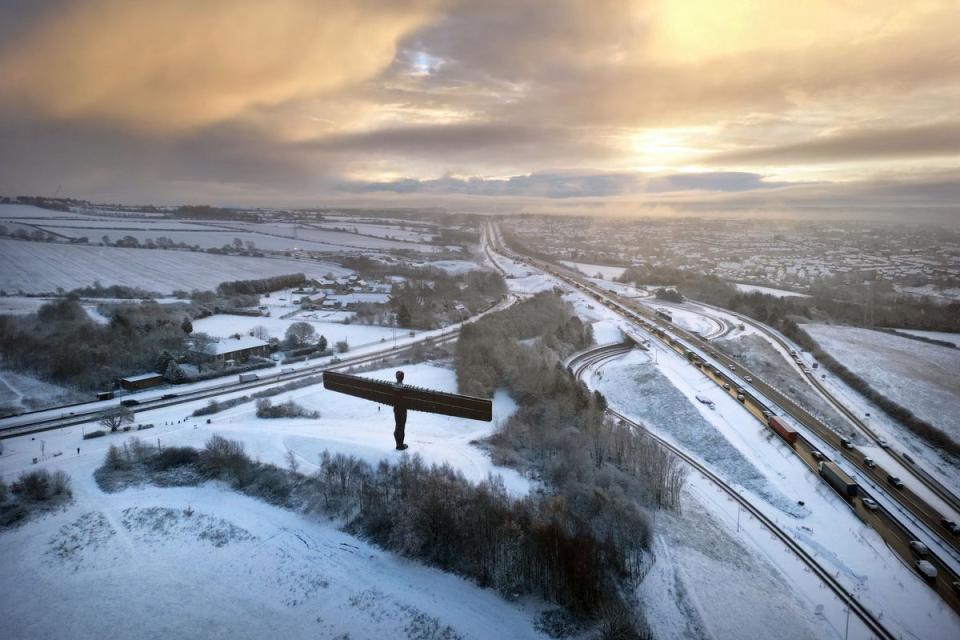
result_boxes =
[767,416,798,445]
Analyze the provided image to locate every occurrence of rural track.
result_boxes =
[566,342,896,640]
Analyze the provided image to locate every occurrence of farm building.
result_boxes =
[119,372,164,391]
[191,335,269,363]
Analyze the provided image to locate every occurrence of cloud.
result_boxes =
[705,122,960,165]
[0,0,439,132]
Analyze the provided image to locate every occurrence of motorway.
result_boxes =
[568,342,896,640]
[486,221,960,616]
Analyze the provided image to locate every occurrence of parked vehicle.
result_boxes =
[819,461,858,498]
[161,393,178,400]
[887,475,905,489]
[238,373,260,383]
[96,391,115,401]
[863,457,876,468]
[916,560,938,582]
[120,399,140,407]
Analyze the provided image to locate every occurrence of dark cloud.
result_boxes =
[705,122,960,165]
[339,171,786,198]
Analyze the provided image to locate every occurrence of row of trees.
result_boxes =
[455,292,687,635]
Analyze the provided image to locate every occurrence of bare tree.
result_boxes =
[250,325,270,340]
[99,405,134,432]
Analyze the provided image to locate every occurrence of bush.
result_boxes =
[83,430,106,439]
[255,398,319,419]
[151,446,200,471]
[0,479,7,502]
[199,435,251,479]
[336,340,349,353]
[11,470,50,501]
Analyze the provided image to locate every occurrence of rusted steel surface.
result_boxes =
[322,371,492,421]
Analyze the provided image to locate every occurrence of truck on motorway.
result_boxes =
[767,416,798,445]
[819,461,859,498]
[238,373,260,383]
[916,560,938,583]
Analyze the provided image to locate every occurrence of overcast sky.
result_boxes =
[1,0,958,221]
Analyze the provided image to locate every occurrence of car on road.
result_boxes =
[161,393,178,400]
[863,457,876,468]
[862,497,879,511]
[916,560,938,582]
[902,452,914,464]
[877,438,888,448]
[909,540,929,556]
[840,438,853,449]
[942,519,960,535]
[887,474,904,489]
[744,376,753,383]
[120,399,140,407]
[952,581,960,595]
[723,383,731,390]
[811,450,825,461]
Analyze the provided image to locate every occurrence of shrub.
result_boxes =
[199,435,250,479]
[255,398,319,419]
[83,430,106,439]
[151,446,200,471]
[50,470,71,497]
[0,479,7,502]
[336,340,349,353]
[11,470,51,501]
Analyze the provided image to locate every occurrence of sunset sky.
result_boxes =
[1,0,958,220]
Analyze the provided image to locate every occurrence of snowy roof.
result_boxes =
[194,335,268,356]
[119,372,163,382]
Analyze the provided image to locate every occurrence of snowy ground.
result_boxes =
[0,363,544,640]
[638,487,827,640]
[558,260,626,280]
[804,324,960,446]
[734,283,810,298]
[0,370,85,415]
[194,313,408,352]
[0,238,353,295]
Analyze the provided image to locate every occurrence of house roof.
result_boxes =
[194,335,268,356]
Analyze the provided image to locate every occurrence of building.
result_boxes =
[191,335,269,363]
[119,372,164,391]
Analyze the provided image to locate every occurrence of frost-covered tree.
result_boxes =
[285,322,315,347]
[98,406,134,432]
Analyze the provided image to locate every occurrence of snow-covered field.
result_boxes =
[892,329,960,348]
[0,238,352,294]
[734,283,810,298]
[0,363,542,640]
[559,260,626,280]
[193,313,412,352]
[804,324,960,445]
[316,221,436,243]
